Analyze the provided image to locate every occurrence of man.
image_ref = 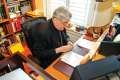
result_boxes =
[32,7,73,69]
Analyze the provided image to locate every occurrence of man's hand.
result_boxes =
[55,44,73,53]
[108,27,116,38]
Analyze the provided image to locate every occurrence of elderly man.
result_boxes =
[32,7,73,69]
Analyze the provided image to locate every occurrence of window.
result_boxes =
[45,0,95,27]
[45,0,67,18]
[69,0,92,27]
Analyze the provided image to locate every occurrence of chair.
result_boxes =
[70,56,120,80]
[99,24,120,56]
[22,17,47,66]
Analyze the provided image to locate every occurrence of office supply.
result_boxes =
[61,45,89,67]
[99,41,120,56]
[70,56,120,80]
[0,68,32,80]
[61,51,84,67]
[7,64,12,71]
[60,37,90,67]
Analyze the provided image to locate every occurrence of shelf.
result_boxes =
[2,30,22,39]
[0,18,18,23]
[0,19,10,24]
[7,1,20,5]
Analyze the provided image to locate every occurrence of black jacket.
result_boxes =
[32,19,69,68]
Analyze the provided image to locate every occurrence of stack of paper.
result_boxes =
[61,51,84,67]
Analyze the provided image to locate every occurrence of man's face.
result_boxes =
[53,18,70,31]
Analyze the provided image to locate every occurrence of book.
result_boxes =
[9,43,24,54]
[0,5,6,18]
[11,17,22,32]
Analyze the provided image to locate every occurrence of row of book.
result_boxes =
[0,17,22,38]
[7,0,32,18]
[7,0,18,4]
[7,1,21,18]
[0,4,7,19]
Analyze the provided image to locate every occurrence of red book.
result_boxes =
[11,22,16,32]
[16,17,22,31]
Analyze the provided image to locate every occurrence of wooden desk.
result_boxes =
[45,54,105,80]
[0,53,55,80]
[45,29,109,80]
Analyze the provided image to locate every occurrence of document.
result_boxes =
[0,68,32,80]
[61,37,95,67]
[76,38,96,50]
[61,44,89,67]
[61,51,84,67]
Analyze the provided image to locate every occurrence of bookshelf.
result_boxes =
[0,0,34,57]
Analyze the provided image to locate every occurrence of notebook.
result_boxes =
[61,37,95,67]
[61,45,89,67]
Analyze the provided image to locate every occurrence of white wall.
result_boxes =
[91,0,113,27]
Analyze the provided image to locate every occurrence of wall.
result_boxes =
[35,0,43,10]
[92,0,113,26]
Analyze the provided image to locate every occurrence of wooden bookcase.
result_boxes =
[0,0,34,57]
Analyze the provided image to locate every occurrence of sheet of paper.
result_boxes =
[0,68,32,80]
[61,51,84,67]
[76,38,95,50]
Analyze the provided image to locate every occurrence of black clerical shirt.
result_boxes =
[32,19,69,68]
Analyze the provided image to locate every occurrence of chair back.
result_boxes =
[22,17,47,52]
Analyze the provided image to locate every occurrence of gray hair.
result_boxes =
[52,7,72,22]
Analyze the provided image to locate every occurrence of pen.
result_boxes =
[8,64,12,72]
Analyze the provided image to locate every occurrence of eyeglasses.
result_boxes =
[60,20,70,27]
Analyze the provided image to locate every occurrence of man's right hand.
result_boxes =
[55,44,73,53]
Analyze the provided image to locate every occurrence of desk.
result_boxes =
[45,54,105,80]
[45,28,109,80]
[0,53,55,80]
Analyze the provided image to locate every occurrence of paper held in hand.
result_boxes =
[61,37,98,67]
[61,51,84,67]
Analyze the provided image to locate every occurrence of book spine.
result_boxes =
[11,22,16,32]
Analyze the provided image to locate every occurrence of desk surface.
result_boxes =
[45,54,105,80]
[0,53,55,80]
